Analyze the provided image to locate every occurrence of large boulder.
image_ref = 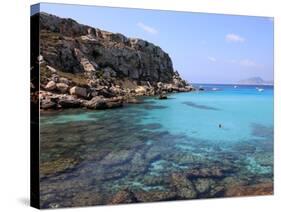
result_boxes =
[58,97,81,108]
[104,98,123,109]
[97,88,116,98]
[40,98,56,109]
[69,86,87,98]
[44,81,56,91]
[56,83,69,93]
[59,77,70,85]
[83,96,106,109]
[135,86,147,95]
[84,96,123,109]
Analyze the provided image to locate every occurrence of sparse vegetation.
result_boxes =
[40,64,89,87]
[40,65,52,85]
[56,70,89,87]
[95,69,104,79]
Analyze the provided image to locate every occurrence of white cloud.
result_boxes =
[207,56,216,62]
[225,33,245,43]
[227,59,237,63]
[227,58,262,68]
[137,22,158,35]
[239,59,259,67]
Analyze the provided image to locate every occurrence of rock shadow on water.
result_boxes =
[182,101,220,111]
[139,123,163,130]
[251,123,273,139]
[142,104,168,110]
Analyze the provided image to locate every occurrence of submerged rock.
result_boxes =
[40,158,79,178]
[170,173,197,199]
[209,185,225,197]
[129,152,149,176]
[100,149,134,166]
[71,191,104,207]
[134,190,177,202]
[184,166,227,179]
[159,94,168,99]
[193,178,215,194]
[225,182,273,197]
[142,175,169,187]
[99,166,130,181]
[110,190,137,204]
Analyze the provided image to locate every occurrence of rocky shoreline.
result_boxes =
[35,12,195,110]
[39,71,194,110]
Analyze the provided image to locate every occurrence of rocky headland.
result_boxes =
[36,12,194,110]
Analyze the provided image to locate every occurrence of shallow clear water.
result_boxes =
[142,84,273,142]
[39,84,273,208]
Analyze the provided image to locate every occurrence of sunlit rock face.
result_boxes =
[39,12,176,83]
[36,12,193,110]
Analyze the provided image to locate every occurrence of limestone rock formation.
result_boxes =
[69,86,87,98]
[36,12,194,110]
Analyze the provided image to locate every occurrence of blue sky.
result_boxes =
[34,3,274,84]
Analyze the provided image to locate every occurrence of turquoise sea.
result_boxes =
[40,84,273,208]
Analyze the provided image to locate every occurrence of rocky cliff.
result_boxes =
[35,12,193,110]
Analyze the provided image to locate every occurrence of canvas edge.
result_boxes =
[30,3,41,209]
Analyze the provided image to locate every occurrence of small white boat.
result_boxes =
[255,87,264,92]
[234,85,238,88]
[212,88,218,91]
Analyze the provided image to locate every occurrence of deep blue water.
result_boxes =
[39,84,273,208]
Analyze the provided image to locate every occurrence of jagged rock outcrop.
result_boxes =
[39,12,175,82]
[36,12,194,110]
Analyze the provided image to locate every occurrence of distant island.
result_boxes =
[237,77,273,85]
